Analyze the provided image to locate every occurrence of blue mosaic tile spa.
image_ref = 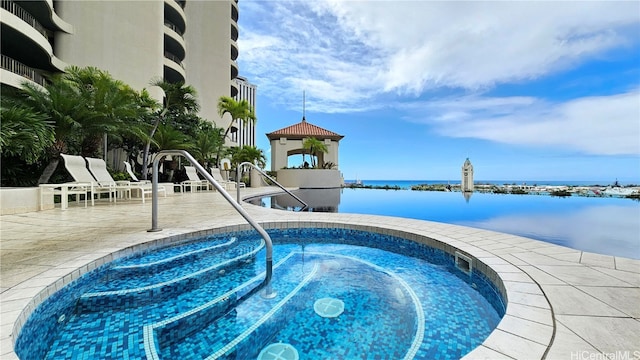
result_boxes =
[15,228,506,359]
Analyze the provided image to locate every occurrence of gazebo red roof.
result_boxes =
[266,117,344,141]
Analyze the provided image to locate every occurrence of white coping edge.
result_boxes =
[8,220,555,360]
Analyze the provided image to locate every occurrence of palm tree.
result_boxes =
[141,80,199,179]
[14,66,152,183]
[302,137,328,168]
[65,66,151,157]
[216,96,256,164]
[152,124,193,152]
[0,98,55,164]
[151,124,194,182]
[228,145,266,169]
[192,125,224,166]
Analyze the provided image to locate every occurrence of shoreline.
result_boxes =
[343,182,640,199]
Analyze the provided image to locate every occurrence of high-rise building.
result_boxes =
[461,158,474,192]
[1,0,238,127]
[233,76,257,148]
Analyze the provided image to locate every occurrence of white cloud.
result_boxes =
[239,1,638,109]
[411,90,640,155]
[316,0,638,92]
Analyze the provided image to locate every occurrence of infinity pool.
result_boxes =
[15,228,505,359]
[248,188,640,259]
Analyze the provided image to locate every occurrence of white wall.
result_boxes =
[184,0,232,127]
[276,169,343,189]
[55,0,165,101]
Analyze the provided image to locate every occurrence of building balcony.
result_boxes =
[164,21,186,60]
[230,80,238,98]
[1,4,67,72]
[231,0,238,23]
[231,38,238,61]
[164,0,186,34]
[0,54,46,90]
[230,59,238,80]
[164,51,186,83]
[231,18,238,41]
[11,0,72,33]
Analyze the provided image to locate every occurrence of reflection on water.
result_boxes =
[248,189,640,259]
[249,188,342,212]
[462,205,640,259]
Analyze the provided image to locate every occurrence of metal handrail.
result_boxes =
[236,162,308,210]
[149,150,274,293]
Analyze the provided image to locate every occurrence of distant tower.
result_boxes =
[462,158,474,192]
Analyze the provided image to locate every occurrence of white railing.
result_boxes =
[237,162,308,210]
[149,150,274,292]
[0,54,46,87]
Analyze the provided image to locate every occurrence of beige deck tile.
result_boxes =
[0,337,19,360]
[543,285,627,317]
[517,265,567,285]
[592,267,640,287]
[0,265,50,289]
[546,251,582,263]
[495,254,529,266]
[536,265,633,286]
[533,245,583,255]
[615,257,640,273]
[512,252,582,266]
[507,291,551,309]
[503,281,545,295]
[580,252,616,269]
[505,302,553,325]
[496,315,553,346]
[576,286,640,318]
[556,315,640,354]
[544,322,600,359]
[487,264,522,273]
[495,272,535,282]
[482,329,548,359]
[461,345,514,359]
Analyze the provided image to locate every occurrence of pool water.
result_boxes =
[16,228,505,360]
[249,188,640,259]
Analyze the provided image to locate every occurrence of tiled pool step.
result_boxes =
[111,237,238,275]
[76,239,265,312]
[94,238,262,292]
[153,254,320,359]
[144,252,300,359]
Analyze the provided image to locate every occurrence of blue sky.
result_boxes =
[236,1,640,183]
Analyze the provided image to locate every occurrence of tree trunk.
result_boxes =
[38,158,59,184]
[141,113,163,180]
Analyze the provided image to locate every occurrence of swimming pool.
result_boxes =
[15,227,505,359]
[248,188,640,259]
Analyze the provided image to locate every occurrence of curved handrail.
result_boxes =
[236,162,308,210]
[148,150,274,292]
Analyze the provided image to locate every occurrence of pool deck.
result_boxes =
[1,187,639,359]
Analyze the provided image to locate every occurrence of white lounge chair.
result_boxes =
[123,161,150,184]
[181,166,208,193]
[86,157,166,203]
[60,153,117,206]
[210,167,245,190]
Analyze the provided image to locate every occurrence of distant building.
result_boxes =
[462,158,474,192]
[233,76,257,148]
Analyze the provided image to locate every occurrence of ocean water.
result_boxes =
[252,186,640,259]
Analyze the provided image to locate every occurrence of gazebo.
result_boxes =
[266,117,344,188]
